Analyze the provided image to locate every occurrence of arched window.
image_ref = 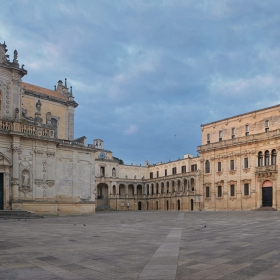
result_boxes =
[271,149,277,165]
[265,150,270,166]
[258,152,263,167]
[205,160,210,173]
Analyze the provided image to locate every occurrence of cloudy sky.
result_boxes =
[1,0,280,165]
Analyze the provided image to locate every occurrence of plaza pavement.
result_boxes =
[1,210,280,279]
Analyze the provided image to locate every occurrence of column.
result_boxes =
[4,171,11,209]
[11,136,21,200]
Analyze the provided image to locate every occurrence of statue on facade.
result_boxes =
[22,172,29,186]
[46,112,52,125]
[13,49,18,63]
[36,100,42,112]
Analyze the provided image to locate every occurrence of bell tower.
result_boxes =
[0,42,27,120]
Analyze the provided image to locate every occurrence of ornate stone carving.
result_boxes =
[34,149,44,155]
[42,160,47,172]
[35,174,55,197]
[46,151,55,157]
[19,170,32,196]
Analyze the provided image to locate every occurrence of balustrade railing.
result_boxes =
[255,165,278,173]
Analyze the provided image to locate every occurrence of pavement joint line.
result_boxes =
[137,227,182,280]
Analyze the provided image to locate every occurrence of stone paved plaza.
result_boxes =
[1,211,280,279]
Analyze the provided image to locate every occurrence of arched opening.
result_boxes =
[156,201,159,210]
[161,182,164,194]
[138,201,142,210]
[96,183,109,208]
[112,185,116,196]
[166,200,169,210]
[262,180,273,207]
[151,184,154,195]
[137,185,142,196]
[265,150,270,166]
[191,199,194,211]
[190,178,195,191]
[156,183,159,194]
[258,152,263,167]
[128,184,134,196]
[184,179,188,193]
[146,184,149,195]
[271,149,277,165]
[177,200,180,211]
[177,180,181,192]
[172,181,175,193]
[119,184,125,196]
[166,181,169,193]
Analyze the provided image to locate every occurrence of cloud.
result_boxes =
[124,125,138,135]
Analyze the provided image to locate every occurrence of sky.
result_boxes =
[1,0,280,165]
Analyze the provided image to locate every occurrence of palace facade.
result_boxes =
[0,40,279,214]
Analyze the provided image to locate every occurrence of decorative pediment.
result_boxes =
[0,153,12,166]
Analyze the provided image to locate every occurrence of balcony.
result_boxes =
[255,165,277,174]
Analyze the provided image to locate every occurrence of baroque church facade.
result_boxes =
[0,41,279,214]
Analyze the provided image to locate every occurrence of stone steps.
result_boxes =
[255,207,277,211]
[0,210,44,219]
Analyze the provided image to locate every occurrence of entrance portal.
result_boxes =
[262,181,273,207]
[0,173,3,210]
[138,201,141,210]
[191,199,194,211]
[177,200,180,211]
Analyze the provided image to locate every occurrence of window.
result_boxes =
[244,158,249,169]
[258,152,263,167]
[232,127,235,139]
[150,172,153,179]
[206,186,210,198]
[217,162,222,172]
[230,160,234,170]
[172,167,177,175]
[219,131,222,142]
[181,165,186,173]
[265,150,270,166]
[207,133,210,144]
[245,125,249,136]
[244,183,249,196]
[265,120,269,132]
[218,186,222,197]
[205,160,210,173]
[156,171,159,178]
[272,149,277,165]
[230,184,235,196]
[191,164,197,172]
[165,169,167,176]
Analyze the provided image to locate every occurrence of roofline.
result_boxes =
[201,103,280,127]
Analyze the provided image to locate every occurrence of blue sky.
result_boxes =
[1,0,280,165]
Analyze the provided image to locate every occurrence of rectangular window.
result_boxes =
[156,171,159,178]
[230,160,234,170]
[217,162,222,172]
[206,186,210,198]
[150,172,153,179]
[219,131,222,142]
[245,125,249,136]
[230,184,235,196]
[244,158,249,169]
[244,183,249,196]
[218,186,222,197]
[172,167,177,175]
[181,165,186,173]
[191,164,197,172]
[265,120,269,132]
[165,169,167,176]
[232,127,235,139]
[207,133,210,144]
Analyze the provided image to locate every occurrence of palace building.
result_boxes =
[0,40,278,214]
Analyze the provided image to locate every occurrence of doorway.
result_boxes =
[177,200,180,211]
[0,173,3,210]
[191,199,194,211]
[138,201,141,210]
[166,200,169,210]
[262,181,273,207]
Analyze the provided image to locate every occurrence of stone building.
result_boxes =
[197,104,280,210]
[1,40,279,214]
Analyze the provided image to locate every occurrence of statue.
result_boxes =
[22,172,29,186]
[13,49,18,63]
[46,112,52,125]
[112,168,116,177]
[36,100,42,112]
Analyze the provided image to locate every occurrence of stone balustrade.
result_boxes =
[0,119,55,138]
